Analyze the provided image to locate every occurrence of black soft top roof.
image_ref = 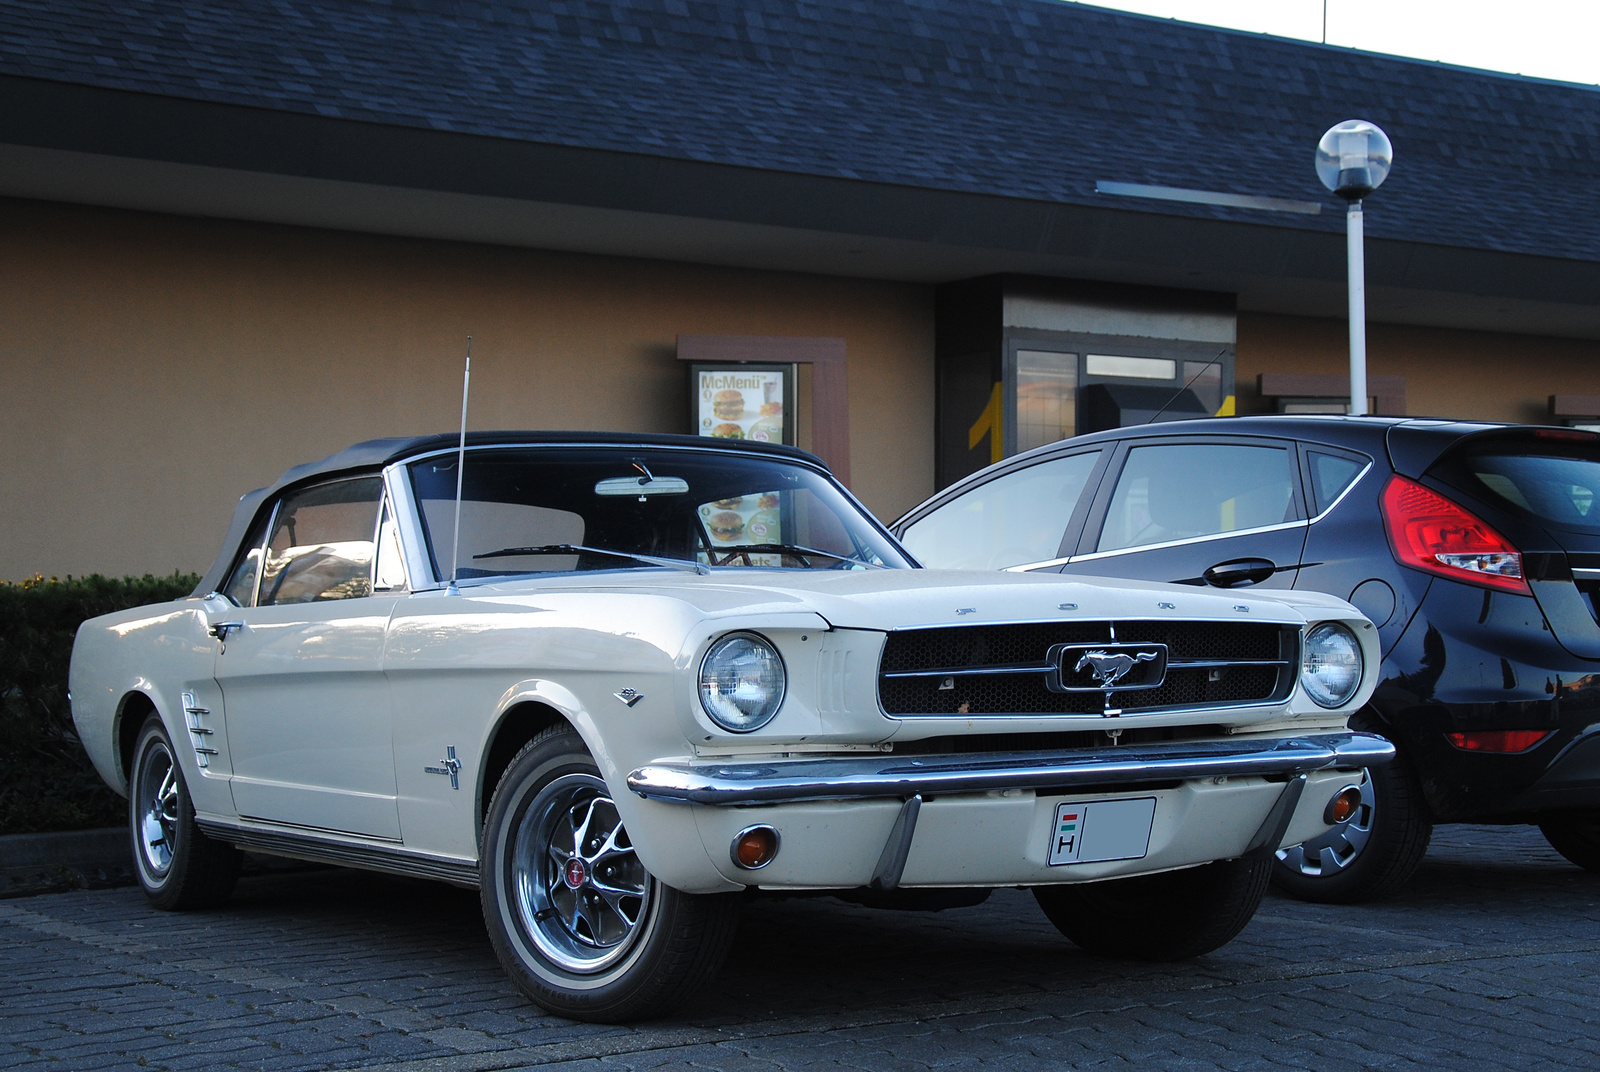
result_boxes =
[193,431,826,597]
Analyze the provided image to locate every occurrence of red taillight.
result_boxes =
[1446,730,1552,753]
[1381,475,1529,595]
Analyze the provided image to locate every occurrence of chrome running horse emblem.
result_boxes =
[1074,649,1160,688]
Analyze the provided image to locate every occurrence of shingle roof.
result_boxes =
[4,0,1598,263]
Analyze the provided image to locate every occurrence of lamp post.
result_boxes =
[1316,120,1393,416]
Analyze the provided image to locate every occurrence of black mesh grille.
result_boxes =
[879,675,1105,715]
[877,622,1110,673]
[1115,621,1282,662]
[878,621,1293,716]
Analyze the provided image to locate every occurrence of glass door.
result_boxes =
[1013,349,1079,454]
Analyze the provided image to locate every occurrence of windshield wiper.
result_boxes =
[473,544,706,574]
[706,543,887,569]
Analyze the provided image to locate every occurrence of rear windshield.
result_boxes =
[1437,439,1600,533]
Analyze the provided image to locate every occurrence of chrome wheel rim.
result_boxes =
[510,773,653,974]
[135,739,180,877]
[1277,768,1376,877]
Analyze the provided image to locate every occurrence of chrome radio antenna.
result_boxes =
[448,338,472,593]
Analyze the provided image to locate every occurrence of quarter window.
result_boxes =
[902,452,1100,569]
[257,478,384,605]
[1307,451,1367,514]
[1098,443,1297,552]
[221,511,273,607]
[372,499,410,592]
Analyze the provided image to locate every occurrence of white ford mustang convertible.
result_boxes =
[71,432,1391,1021]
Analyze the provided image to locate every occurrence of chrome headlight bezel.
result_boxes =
[1300,621,1364,709]
[697,631,787,733]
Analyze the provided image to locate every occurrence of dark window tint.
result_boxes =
[902,452,1099,569]
[1308,451,1366,514]
[258,478,383,605]
[1098,443,1297,552]
[1455,451,1600,531]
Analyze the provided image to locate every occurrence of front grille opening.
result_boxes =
[879,621,1294,717]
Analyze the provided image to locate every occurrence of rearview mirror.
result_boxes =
[595,476,690,497]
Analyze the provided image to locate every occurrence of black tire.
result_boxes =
[1538,811,1600,872]
[1033,855,1272,961]
[128,715,242,910]
[1271,758,1432,904]
[480,725,741,1023]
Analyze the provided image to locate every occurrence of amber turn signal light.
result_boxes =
[1324,785,1363,825]
[731,825,780,870]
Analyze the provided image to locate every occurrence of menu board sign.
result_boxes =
[691,364,794,445]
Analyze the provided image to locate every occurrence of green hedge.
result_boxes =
[0,573,199,834]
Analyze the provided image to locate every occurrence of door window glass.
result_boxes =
[258,478,384,605]
[902,452,1100,569]
[1098,444,1297,552]
[1308,451,1367,514]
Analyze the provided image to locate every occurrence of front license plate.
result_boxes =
[1047,797,1157,866]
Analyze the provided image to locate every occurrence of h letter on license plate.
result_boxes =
[1047,797,1156,865]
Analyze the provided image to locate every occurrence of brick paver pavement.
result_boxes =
[3,824,1597,1071]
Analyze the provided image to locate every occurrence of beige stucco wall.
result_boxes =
[0,198,935,581]
[1237,311,1600,421]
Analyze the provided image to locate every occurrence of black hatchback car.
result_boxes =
[893,416,1600,902]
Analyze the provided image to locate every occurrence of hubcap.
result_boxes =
[1277,768,1376,877]
[510,773,653,974]
[135,740,180,877]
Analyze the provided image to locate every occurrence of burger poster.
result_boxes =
[692,365,793,445]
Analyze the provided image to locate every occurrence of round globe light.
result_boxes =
[1315,120,1393,200]
[698,632,786,732]
[1300,622,1364,708]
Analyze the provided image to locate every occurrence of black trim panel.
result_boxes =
[198,819,479,888]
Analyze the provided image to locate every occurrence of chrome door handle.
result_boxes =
[208,621,245,641]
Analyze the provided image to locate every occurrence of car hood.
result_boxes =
[452,568,1350,632]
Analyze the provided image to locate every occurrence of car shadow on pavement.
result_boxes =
[201,823,1599,1030]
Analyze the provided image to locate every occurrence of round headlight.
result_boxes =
[1300,622,1363,708]
[698,632,786,732]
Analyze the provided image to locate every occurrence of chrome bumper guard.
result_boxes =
[627,732,1395,806]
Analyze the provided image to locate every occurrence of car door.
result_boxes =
[1063,436,1309,590]
[211,475,405,840]
[897,448,1108,571]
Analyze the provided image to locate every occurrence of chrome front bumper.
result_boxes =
[628,732,1394,806]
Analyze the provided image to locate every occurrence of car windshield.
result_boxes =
[407,446,913,579]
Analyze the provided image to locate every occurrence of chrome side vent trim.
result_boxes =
[181,691,217,768]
